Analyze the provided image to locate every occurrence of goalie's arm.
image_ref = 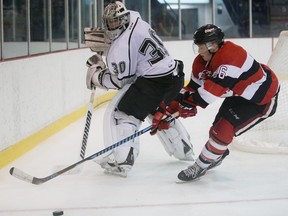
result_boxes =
[85,53,135,90]
[87,66,135,90]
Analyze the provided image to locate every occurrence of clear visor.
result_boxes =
[192,43,198,54]
[192,42,213,54]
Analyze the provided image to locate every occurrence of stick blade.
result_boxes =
[9,167,43,185]
[10,167,33,183]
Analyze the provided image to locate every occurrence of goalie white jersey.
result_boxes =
[86,2,194,176]
[106,11,177,88]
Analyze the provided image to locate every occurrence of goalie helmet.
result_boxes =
[103,1,130,40]
[193,24,224,47]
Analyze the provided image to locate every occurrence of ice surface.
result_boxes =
[1,100,288,216]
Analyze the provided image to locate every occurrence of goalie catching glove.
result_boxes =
[84,27,110,55]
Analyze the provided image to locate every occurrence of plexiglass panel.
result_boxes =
[1,0,288,61]
[30,0,49,55]
[3,0,28,59]
[51,0,66,51]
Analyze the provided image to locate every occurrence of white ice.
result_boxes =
[1,100,288,216]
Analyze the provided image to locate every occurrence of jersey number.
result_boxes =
[139,29,168,65]
[217,66,227,79]
[111,61,126,74]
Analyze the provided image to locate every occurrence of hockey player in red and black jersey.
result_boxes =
[152,24,280,182]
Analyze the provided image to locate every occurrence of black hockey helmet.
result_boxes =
[193,24,224,46]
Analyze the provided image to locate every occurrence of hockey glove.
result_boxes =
[166,100,180,114]
[86,65,107,90]
[178,91,197,118]
[84,27,111,55]
[151,102,173,135]
[86,54,106,68]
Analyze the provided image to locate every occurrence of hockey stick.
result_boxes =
[80,87,96,159]
[53,88,95,174]
[9,113,178,185]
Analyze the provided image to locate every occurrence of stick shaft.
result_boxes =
[9,112,178,185]
[80,88,96,159]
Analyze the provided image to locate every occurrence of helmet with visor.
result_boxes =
[193,24,224,53]
[102,1,130,40]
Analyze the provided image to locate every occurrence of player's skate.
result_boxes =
[177,149,230,182]
[98,147,135,177]
[207,149,230,171]
[177,162,206,182]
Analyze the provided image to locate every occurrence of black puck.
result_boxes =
[53,210,64,216]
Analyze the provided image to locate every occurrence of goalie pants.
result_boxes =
[117,61,185,121]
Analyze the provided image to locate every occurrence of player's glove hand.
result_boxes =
[86,54,106,68]
[178,91,197,118]
[86,65,107,90]
[151,102,174,135]
[166,100,180,114]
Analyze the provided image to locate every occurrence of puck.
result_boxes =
[53,210,64,216]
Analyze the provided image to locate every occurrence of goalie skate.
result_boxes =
[96,147,135,177]
[103,164,129,177]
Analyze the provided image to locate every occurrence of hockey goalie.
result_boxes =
[84,1,194,177]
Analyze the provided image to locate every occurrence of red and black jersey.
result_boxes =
[187,41,279,108]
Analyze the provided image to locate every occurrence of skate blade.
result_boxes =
[175,178,201,184]
[103,169,128,178]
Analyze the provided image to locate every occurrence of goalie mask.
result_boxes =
[103,1,130,41]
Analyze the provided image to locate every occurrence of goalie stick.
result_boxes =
[52,88,95,174]
[80,87,96,159]
[9,113,179,185]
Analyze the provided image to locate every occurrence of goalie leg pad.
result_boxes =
[100,110,141,175]
[112,110,141,161]
[147,115,194,161]
[95,85,141,174]
[102,85,131,148]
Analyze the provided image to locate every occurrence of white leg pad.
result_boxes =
[112,110,141,162]
[94,85,141,174]
[147,115,194,161]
